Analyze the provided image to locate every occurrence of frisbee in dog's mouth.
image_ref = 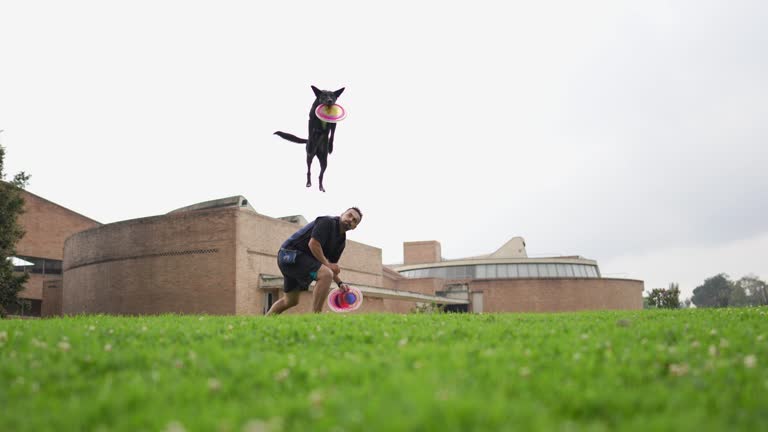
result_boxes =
[315,104,347,123]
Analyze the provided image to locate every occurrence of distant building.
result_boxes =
[390,239,643,313]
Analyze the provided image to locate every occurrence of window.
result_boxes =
[498,264,508,278]
[476,265,487,279]
[518,264,529,277]
[572,265,582,277]
[13,256,61,275]
[45,260,63,275]
[508,264,518,278]
[487,264,497,278]
[586,266,598,278]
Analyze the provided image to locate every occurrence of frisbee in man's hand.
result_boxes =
[327,286,363,312]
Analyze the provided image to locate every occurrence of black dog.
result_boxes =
[274,85,345,192]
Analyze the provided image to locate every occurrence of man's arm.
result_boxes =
[308,237,340,275]
[332,274,349,292]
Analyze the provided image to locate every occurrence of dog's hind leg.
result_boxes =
[305,154,314,188]
[317,152,328,193]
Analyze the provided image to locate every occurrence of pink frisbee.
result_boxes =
[327,286,363,313]
[315,104,347,123]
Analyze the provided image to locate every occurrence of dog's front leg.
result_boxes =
[328,124,336,154]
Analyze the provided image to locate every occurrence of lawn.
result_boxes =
[1,307,766,431]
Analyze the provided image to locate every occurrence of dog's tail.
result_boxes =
[273,131,308,144]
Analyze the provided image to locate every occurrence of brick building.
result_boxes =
[11,190,100,316]
[391,238,643,312]
[61,196,460,316]
[15,191,642,316]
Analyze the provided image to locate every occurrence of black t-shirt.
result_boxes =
[281,216,346,263]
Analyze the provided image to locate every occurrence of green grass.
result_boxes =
[1,308,767,432]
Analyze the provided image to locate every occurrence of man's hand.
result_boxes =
[338,282,350,293]
[328,263,341,275]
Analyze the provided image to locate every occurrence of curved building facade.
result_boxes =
[389,238,643,312]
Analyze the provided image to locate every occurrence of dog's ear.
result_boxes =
[311,85,322,97]
[334,87,345,97]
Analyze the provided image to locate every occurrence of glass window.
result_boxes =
[574,265,585,277]
[487,264,497,278]
[566,265,575,277]
[15,256,44,274]
[455,266,464,279]
[586,266,598,278]
[519,264,529,277]
[476,265,487,279]
[446,267,456,279]
[508,264,518,278]
[556,264,567,277]
[528,264,539,277]
[539,264,550,277]
[547,264,557,277]
[475,264,488,279]
[498,264,508,278]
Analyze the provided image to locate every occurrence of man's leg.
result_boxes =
[266,291,300,316]
[312,265,334,313]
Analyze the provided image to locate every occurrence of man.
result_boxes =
[266,207,362,315]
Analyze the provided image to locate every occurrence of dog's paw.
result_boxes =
[306,181,312,188]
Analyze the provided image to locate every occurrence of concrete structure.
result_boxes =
[390,238,644,313]
[11,190,100,317]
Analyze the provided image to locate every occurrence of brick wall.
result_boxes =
[18,190,100,260]
[469,278,643,312]
[63,209,238,315]
[403,241,441,265]
[16,190,100,301]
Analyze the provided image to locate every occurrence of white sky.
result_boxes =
[2,1,766,300]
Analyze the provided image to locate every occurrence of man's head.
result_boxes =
[340,207,362,232]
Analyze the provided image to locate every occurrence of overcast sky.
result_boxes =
[2,1,766,299]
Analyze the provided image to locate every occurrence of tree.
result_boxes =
[691,273,732,308]
[735,275,768,306]
[663,282,681,308]
[728,282,750,307]
[0,142,31,318]
[646,283,681,309]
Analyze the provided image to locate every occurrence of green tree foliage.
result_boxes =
[728,281,750,307]
[734,274,768,306]
[646,282,681,309]
[0,143,31,318]
[691,273,732,308]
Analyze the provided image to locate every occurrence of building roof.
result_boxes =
[167,195,255,214]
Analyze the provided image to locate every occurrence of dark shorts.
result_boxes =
[277,249,322,293]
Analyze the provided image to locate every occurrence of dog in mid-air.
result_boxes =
[274,85,345,192]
